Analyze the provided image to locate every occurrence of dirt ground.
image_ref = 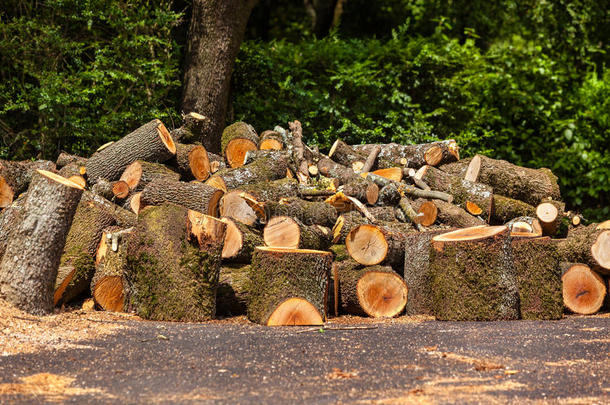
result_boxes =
[0,299,608,404]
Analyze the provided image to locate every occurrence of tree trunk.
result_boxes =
[0,159,56,208]
[247,246,332,325]
[182,0,259,153]
[0,171,83,315]
[0,193,27,261]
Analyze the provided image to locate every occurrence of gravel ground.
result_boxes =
[1,307,608,404]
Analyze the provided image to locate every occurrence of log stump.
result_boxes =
[561,263,606,315]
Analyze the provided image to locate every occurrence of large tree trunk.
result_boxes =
[182,0,259,153]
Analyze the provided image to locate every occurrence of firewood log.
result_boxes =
[247,247,332,326]
[0,159,56,208]
[317,157,359,185]
[505,216,543,237]
[328,140,368,172]
[124,204,226,321]
[221,217,263,262]
[466,154,561,206]
[417,165,493,222]
[329,244,350,261]
[91,227,134,312]
[561,262,606,315]
[90,178,129,200]
[219,190,264,226]
[556,224,610,274]
[205,153,287,191]
[243,149,289,166]
[263,216,331,250]
[332,211,371,244]
[536,200,566,236]
[335,259,407,317]
[353,139,459,169]
[266,197,337,227]
[170,112,208,144]
[238,178,299,202]
[367,206,401,222]
[259,130,284,150]
[0,171,84,315]
[221,121,259,168]
[86,119,176,184]
[420,199,484,229]
[338,177,379,205]
[169,143,211,181]
[140,178,224,217]
[438,157,472,178]
[403,229,456,315]
[410,198,438,227]
[53,196,118,306]
[56,152,87,169]
[377,183,401,206]
[371,167,403,182]
[57,163,86,188]
[216,264,251,316]
[81,191,136,227]
[120,160,180,193]
[346,223,410,267]
[207,152,226,173]
[491,194,536,224]
[429,226,520,321]
[511,237,562,319]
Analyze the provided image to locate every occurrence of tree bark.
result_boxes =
[182,0,259,153]
[216,264,251,316]
[140,178,224,217]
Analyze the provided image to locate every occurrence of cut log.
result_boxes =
[511,237,562,319]
[238,178,299,202]
[556,225,610,274]
[266,197,337,228]
[91,227,134,312]
[360,145,380,173]
[219,191,263,226]
[338,177,379,205]
[259,130,284,150]
[429,226,520,321]
[417,165,493,221]
[247,247,332,326]
[371,167,403,182]
[170,112,209,144]
[86,119,176,183]
[58,163,86,188]
[367,206,401,222]
[263,216,331,250]
[597,220,610,230]
[0,160,56,208]
[205,153,287,190]
[328,140,367,172]
[363,172,453,202]
[120,160,180,193]
[332,211,371,244]
[377,183,401,206]
[346,223,408,267]
[221,121,259,168]
[56,152,87,169]
[53,196,118,306]
[438,157,472,178]
[561,263,606,315]
[410,199,438,226]
[81,191,136,227]
[536,200,565,236]
[353,140,459,168]
[140,178,224,217]
[466,155,561,206]
[242,149,288,166]
[403,229,456,315]
[0,170,83,315]
[423,199,485,229]
[491,194,536,224]
[124,204,226,321]
[207,152,226,173]
[216,264,251,316]
[317,157,359,185]
[170,143,211,181]
[221,217,263,262]
[505,216,543,237]
[398,197,424,231]
[335,260,407,317]
[123,192,142,215]
[91,179,115,200]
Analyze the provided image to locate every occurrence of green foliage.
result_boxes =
[0,0,183,160]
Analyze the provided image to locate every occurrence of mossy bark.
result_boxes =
[220,122,259,155]
[243,150,289,166]
[438,158,472,178]
[0,193,27,260]
[354,140,458,169]
[247,247,332,325]
[403,229,455,315]
[429,227,520,321]
[216,264,251,316]
[421,199,484,229]
[54,197,118,305]
[266,197,337,227]
[556,224,610,273]
[329,140,367,169]
[0,171,83,315]
[295,219,332,251]
[491,194,537,224]
[125,203,225,321]
[210,153,288,190]
[511,237,562,320]
[329,244,350,262]
[86,119,175,183]
[81,191,136,227]
[140,178,223,217]
[317,157,358,185]
[239,178,299,202]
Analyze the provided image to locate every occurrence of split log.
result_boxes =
[491,194,536,224]
[219,191,264,226]
[266,197,337,228]
[170,112,208,144]
[429,226,520,321]
[91,227,134,312]
[335,260,407,317]
[124,204,226,321]
[247,247,332,326]
[338,177,379,205]
[317,157,359,185]
[353,139,459,168]
[54,197,118,306]
[259,130,284,150]
[120,160,180,193]
[423,199,484,229]
[561,262,606,315]
[505,216,543,237]
[511,237,562,319]
[466,154,561,206]
[56,152,87,169]
[221,217,263,262]
[140,178,224,217]
[170,143,211,181]
[328,140,367,172]
[403,229,456,315]
[556,225,610,274]
[216,264,251,316]
[346,223,409,267]
[263,216,331,250]
[221,121,259,168]
[417,165,493,221]
[86,119,176,183]
[123,192,142,215]
[205,153,287,191]
[0,171,84,315]
[0,159,56,208]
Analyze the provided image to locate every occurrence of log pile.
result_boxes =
[0,115,608,324]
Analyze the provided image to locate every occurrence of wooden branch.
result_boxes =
[359,145,380,173]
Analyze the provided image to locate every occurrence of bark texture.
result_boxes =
[140,178,224,217]
[266,197,337,227]
[491,194,537,224]
[0,159,56,207]
[216,264,251,316]
[207,153,287,190]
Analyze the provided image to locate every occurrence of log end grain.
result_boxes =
[346,224,388,266]
[263,216,300,249]
[93,276,124,312]
[591,231,610,271]
[267,297,324,326]
[562,263,606,314]
[357,271,408,317]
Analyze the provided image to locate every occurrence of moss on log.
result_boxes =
[207,153,287,190]
[140,178,224,217]
[491,194,537,224]
[216,264,251,317]
[266,197,337,227]
[556,224,610,274]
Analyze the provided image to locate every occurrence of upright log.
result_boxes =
[0,194,27,260]
[0,171,83,315]
[561,263,606,315]
[125,204,226,321]
[170,112,208,144]
[429,226,520,321]
[86,119,176,183]
[140,178,224,217]
[221,122,259,168]
[247,247,332,326]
